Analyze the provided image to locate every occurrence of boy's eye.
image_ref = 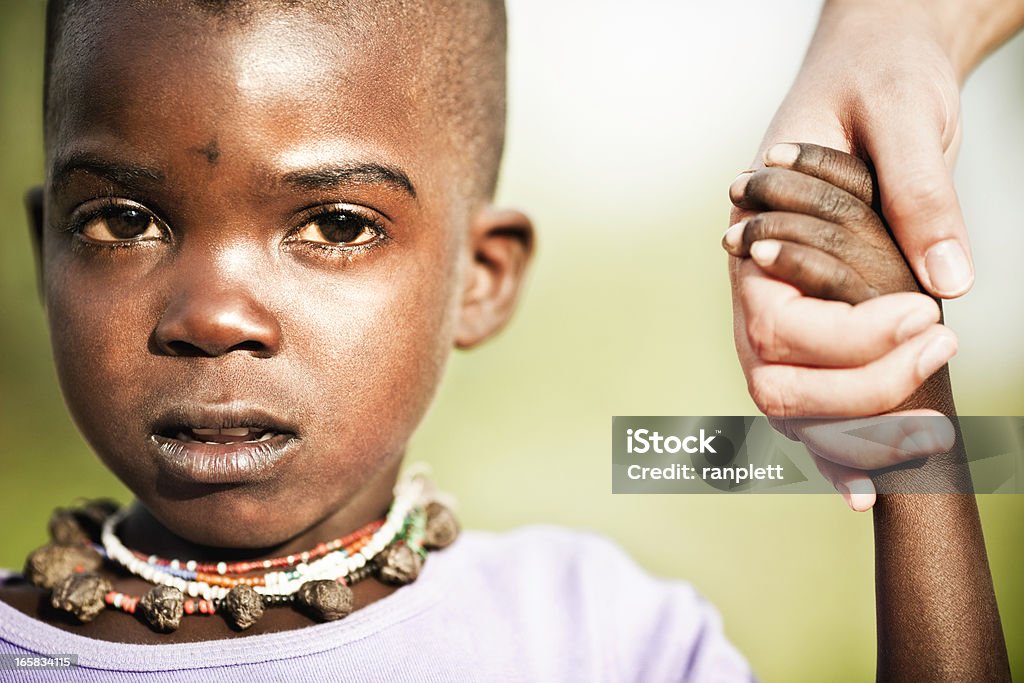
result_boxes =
[294,211,379,247]
[79,205,162,243]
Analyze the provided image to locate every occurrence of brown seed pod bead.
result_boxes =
[24,543,103,590]
[139,585,185,632]
[378,543,422,585]
[424,502,459,550]
[224,584,264,630]
[77,499,120,527]
[50,572,111,623]
[296,580,354,621]
[48,508,89,546]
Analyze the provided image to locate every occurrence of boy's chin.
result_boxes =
[139,491,338,551]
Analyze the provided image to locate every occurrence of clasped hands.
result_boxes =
[725,143,960,511]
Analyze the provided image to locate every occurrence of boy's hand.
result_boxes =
[725,143,958,510]
[728,144,918,302]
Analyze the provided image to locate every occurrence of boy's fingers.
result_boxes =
[764,142,875,206]
[739,261,941,366]
[745,324,958,417]
[749,239,877,304]
[729,213,907,292]
[725,213,858,260]
[809,450,876,512]
[730,167,876,229]
[865,120,974,298]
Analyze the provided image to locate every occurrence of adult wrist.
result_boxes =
[819,0,1024,82]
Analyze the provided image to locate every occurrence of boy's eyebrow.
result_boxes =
[50,152,165,192]
[50,153,417,199]
[279,163,417,199]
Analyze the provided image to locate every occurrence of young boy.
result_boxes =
[1,1,759,680]
[0,1,1004,681]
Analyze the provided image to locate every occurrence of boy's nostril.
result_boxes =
[163,340,211,357]
[160,339,271,357]
[232,341,265,353]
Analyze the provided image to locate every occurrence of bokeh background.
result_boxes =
[1,1,1022,680]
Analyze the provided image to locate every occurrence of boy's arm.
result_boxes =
[728,144,1010,681]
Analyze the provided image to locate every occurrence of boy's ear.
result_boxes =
[455,206,534,349]
[25,186,45,300]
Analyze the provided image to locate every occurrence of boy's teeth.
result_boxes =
[171,427,278,443]
[191,427,254,437]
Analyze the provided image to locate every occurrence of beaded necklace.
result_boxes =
[23,467,459,633]
[121,517,385,577]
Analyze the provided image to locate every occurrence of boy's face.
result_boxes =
[32,1,531,547]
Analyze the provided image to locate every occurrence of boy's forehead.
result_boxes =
[46,1,461,197]
[52,2,427,102]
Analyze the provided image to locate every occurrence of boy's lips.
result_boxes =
[148,404,301,484]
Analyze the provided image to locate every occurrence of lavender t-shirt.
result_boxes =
[0,526,754,681]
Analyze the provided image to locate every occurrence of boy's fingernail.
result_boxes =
[722,221,747,253]
[895,309,936,343]
[916,330,958,379]
[764,143,800,167]
[924,239,974,297]
[729,172,752,202]
[750,239,781,267]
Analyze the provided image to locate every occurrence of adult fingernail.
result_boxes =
[764,143,800,167]
[722,221,746,253]
[729,172,752,202]
[750,239,781,267]
[895,308,936,343]
[924,239,973,297]
[846,479,876,512]
[916,331,957,380]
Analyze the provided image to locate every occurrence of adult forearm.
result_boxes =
[819,0,1024,82]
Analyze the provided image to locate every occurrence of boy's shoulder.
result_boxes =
[444,525,753,681]
[451,523,697,603]
[456,523,630,566]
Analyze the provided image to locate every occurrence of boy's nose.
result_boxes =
[152,287,282,358]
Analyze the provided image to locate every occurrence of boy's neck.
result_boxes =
[117,457,404,563]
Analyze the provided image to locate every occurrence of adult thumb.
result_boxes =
[865,117,974,299]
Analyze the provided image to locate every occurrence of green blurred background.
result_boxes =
[1,2,1021,680]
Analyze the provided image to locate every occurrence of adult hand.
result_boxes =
[751,5,970,298]
[728,1,1024,509]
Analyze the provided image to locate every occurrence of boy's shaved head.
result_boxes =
[44,0,507,197]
